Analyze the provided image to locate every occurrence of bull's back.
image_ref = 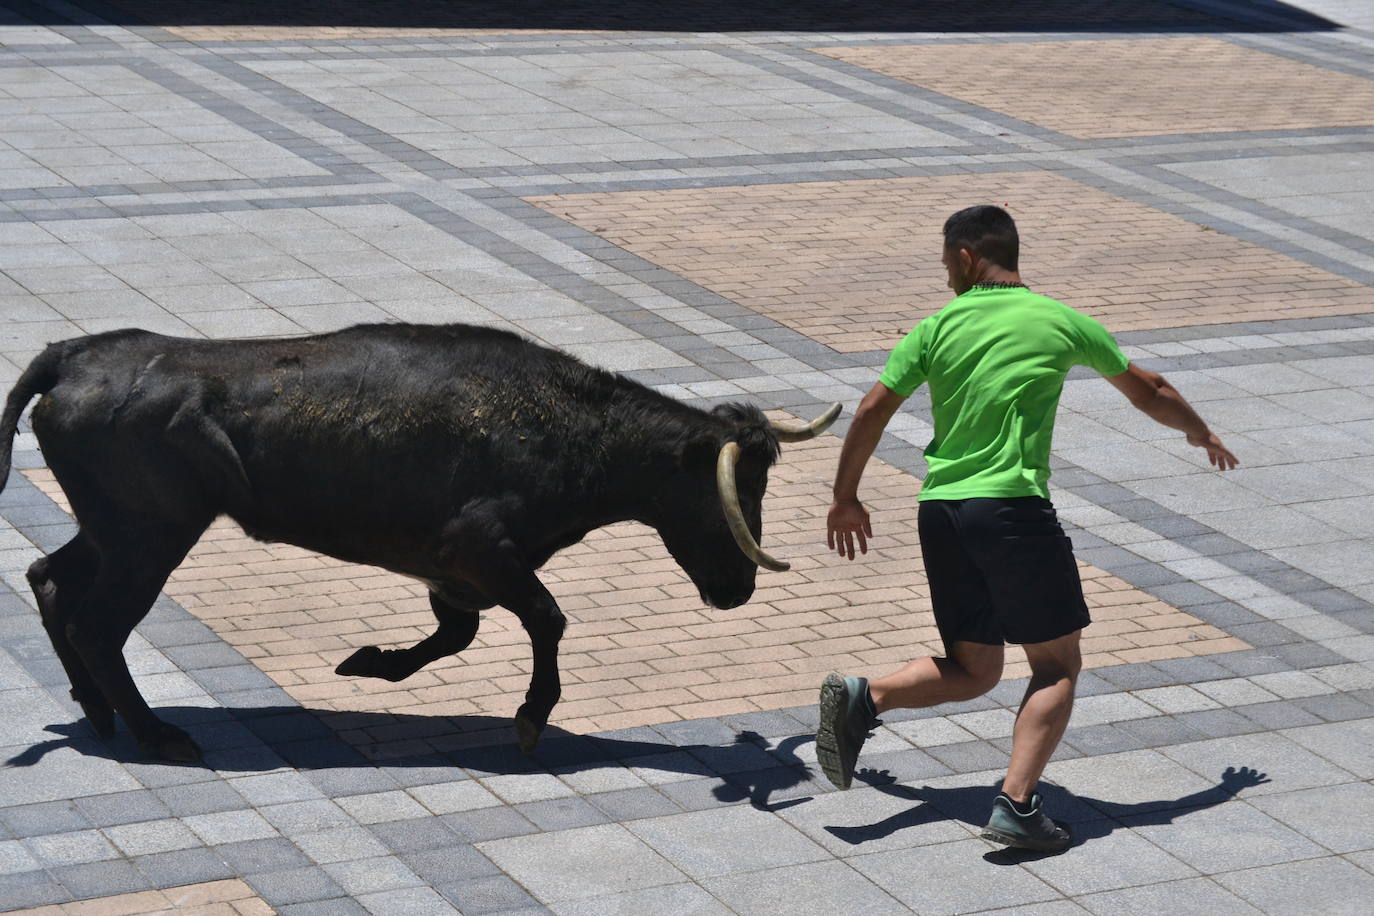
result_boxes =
[30,325,612,564]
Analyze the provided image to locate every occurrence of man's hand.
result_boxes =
[1107,365,1239,471]
[1187,431,1239,471]
[827,498,872,560]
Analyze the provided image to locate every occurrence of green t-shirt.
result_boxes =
[878,286,1129,501]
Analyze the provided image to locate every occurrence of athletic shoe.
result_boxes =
[980,793,1073,853]
[816,673,879,790]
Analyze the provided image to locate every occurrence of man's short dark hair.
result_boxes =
[943,205,1019,271]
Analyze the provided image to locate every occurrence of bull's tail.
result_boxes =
[0,343,66,495]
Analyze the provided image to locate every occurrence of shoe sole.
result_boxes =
[979,825,1072,854]
[815,673,851,790]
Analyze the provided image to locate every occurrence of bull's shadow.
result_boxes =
[7,705,825,812]
[827,765,1270,861]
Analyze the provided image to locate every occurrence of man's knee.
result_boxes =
[1023,629,1082,682]
[949,642,1004,698]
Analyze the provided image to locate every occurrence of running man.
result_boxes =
[817,204,1238,853]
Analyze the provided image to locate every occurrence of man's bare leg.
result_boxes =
[870,641,1004,713]
[1001,629,1082,802]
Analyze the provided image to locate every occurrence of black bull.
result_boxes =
[0,323,839,761]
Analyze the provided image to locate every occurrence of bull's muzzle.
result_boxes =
[717,402,842,571]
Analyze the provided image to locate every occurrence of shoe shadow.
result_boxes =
[7,706,821,812]
[829,765,1271,860]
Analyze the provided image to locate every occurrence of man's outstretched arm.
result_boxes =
[828,382,907,559]
[1105,364,1239,470]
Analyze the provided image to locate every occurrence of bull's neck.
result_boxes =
[592,392,726,529]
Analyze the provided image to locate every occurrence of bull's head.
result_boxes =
[659,403,841,609]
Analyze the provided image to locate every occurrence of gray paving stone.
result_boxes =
[1061,724,1150,756]
[706,858,907,916]
[1078,875,1261,916]
[1161,731,1358,796]
[1024,827,1199,896]
[514,796,609,832]
[584,786,682,822]
[0,869,70,910]
[322,854,424,896]
[73,790,172,828]
[356,885,457,915]
[247,865,348,908]
[924,739,1012,773]
[1291,691,1374,722]
[1279,718,1374,778]
[0,800,91,837]
[133,845,236,886]
[1249,781,1374,853]
[155,779,248,817]
[49,858,148,899]
[26,828,118,866]
[184,809,278,845]
[1236,699,1326,730]
[215,836,313,874]
[436,874,539,914]
[1172,709,1259,739]
[402,845,502,885]
[780,777,970,855]
[0,839,39,875]
[549,881,729,916]
[1215,855,1374,915]
[852,838,1062,913]
[259,799,356,836]
[407,780,502,816]
[628,803,831,880]
[104,818,199,856]
[441,805,540,843]
[1124,800,1325,873]
[478,823,685,904]
[1114,716,1209,748]
[278,901,369,916]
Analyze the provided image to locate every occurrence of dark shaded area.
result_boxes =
[8,707,824,812]
[11,704,1269,842]
[832,765,1270,858]
[23,0,1340,35]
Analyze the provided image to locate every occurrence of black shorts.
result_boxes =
[917,497,1090,650]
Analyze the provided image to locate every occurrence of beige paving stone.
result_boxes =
[526,172,1374,353]
[816,38,1374,139]
[23,418,1240,750]
[9,880,269,915]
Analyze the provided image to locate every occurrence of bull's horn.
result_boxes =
[770,402,842,443]
[716,441,789,572]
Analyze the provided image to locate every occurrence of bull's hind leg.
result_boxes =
[66,523,205,762]
[27,534,111,737]
[335,583,489,682]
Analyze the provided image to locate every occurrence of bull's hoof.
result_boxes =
[80,700,116,740]
[514,712,544,754]
[335,645,384,678]
[136,724,202,763]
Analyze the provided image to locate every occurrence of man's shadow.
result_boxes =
[827,765,1270,861]
[6,707,822,812]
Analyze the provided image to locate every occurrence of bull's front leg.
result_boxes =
[510,587,566,754]
[335,585,487,682]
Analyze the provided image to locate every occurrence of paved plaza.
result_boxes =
[2,0,1374,912]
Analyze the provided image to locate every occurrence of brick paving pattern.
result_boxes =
[10,880,269,915]
[817,37,1374,139]
[528,171,1374,353]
